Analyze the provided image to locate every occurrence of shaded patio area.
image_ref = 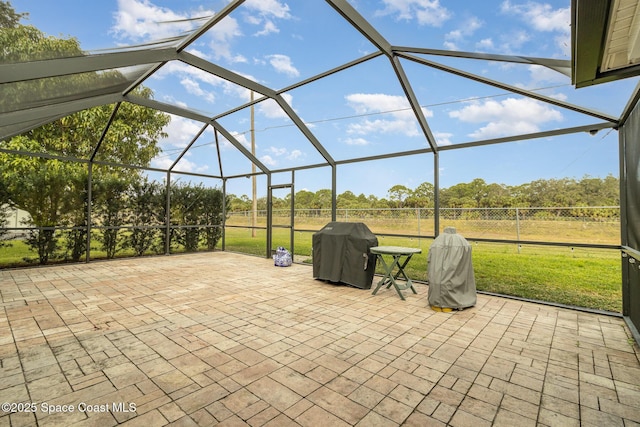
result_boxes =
[1,252,639,426]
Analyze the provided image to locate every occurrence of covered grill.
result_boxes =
[427,227,476,310]
[312,222,378,289]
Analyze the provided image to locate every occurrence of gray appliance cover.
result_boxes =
[427,227,476,309]
[312,222,378,289]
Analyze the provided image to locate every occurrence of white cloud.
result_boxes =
[500,1,570,55]
[159,115,204,149]
[230,131,251,150]
[345,93,432,137]
[444,17,483,50]
[501,1,570,33]
[434,132,453,146]
[180,78,216,103]
[216,131,251,151]
[110,0,248,63]
[268,146,287,156]
[348,119,420,136]
[527,64,570,86]
[344,137,370,146]
[207,15,246,62]
[152,61,251,106]
[288,149,302,160]
[267,54,300,77]
[476,38,494,51]
[496,30,531,53]
[260,154,277,166]
[173,157,209,173]
[449,97,563,138]
[152,117,216,172]
[244,0,292,19]
[255,20,279,37]
[111,0,211,41]
[243,0,291,37]
[151,151,209,173]
[265,146,304,162]
[258,93,294,119]
[151,157,174,170]
[376,0,452,26]
[443,40,458,50]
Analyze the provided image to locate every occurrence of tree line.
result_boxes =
[227,175,620,213]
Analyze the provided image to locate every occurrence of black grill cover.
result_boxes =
[312,222,378,289]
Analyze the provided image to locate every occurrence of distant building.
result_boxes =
[2,205,31,231]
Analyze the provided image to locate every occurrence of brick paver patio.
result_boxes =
[1,251,639,426]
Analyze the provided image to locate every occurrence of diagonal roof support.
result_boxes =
[214,129,224,178]
[169,123,210,171]
[90,102,121,162]
[273,94,335,166]
[179,52,335,165]
[175,0,246,53]
[399,52,620,124]
[178,51,277,97]
[1,115,70,142]
[127,95,269,174]
[619,81,640,126]
[120,0,246,97]
[325,0,392,55]
[326,0,438,151]
[1,93,124,129]
[216,53,384,122]
[394,46,572,77]
[209,119,270,174]
[0,47,178,84]
[278,52,384,94]
[389,55,439,152]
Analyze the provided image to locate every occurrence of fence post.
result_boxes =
[515,207,521,253]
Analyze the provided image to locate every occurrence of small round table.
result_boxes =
[370,246,422,300]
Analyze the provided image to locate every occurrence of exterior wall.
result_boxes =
[1,206,31,229]
[621,97,640,341]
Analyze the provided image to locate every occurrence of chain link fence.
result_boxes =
[227,206,620,245]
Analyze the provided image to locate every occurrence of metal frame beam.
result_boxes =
[0,47,177,84]
[389,55,438,152]
[399,52,620,124]
[325,0,392,55]
[125,95,270,174]
[175,0,246,53]
[1,93,123,130]
[394,46,571,77]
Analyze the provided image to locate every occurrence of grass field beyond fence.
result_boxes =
[223,225,622,314]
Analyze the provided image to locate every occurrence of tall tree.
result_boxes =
[387,185,412,208]
[408,182,434,208]
[0,1,25,28]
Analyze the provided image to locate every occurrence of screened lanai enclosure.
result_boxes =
[1,0,640,343]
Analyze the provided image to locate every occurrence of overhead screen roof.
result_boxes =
[1,0,639,182]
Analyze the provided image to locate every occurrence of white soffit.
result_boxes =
[602,0,640,71]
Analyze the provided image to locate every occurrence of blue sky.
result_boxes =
[11,0,639,199]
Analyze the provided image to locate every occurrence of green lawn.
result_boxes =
[0,226,622,313]
[221,228,622,313]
